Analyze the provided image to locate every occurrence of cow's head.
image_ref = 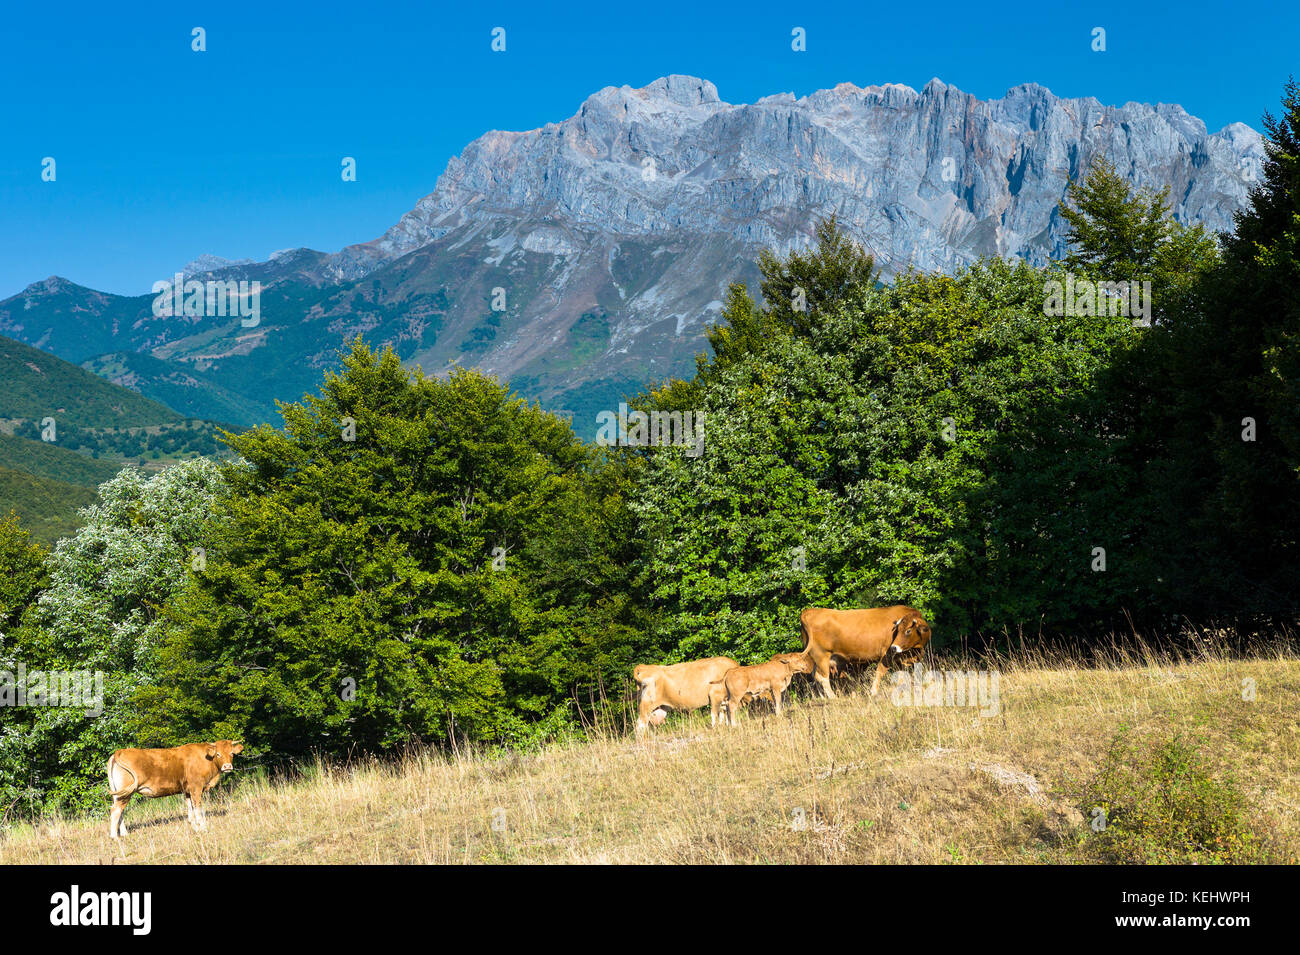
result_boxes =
[772,652,815,676]
[205,740,244,773]
[889,612,933,661]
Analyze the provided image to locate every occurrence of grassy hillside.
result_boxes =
[0,465,97,545]
[3,651,1295,864]
[0,333,180,429]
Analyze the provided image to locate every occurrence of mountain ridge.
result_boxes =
[0,75,1264,437]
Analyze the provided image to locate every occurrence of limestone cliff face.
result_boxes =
[334,74,1262,281]
[1,76,1263,433]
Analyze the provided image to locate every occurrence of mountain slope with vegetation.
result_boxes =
[0,334,233,544]
[81,352,276,428]
[0,333,180,429]
[0,432,122,487]
[0,466,97,545]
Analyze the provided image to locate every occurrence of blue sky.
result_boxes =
[2,0,1296,297]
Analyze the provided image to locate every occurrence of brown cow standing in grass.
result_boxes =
[107,740,243,839]
[799,606,933,698]
[634,656,740,738]
[711,652,815,726]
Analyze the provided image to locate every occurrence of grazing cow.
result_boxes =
[107,740,243,839]
[634,656,740,738]
[713,652,815,726]
[799,606,933,698]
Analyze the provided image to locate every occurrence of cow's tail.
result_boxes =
[798,609,811,652]
[106,755,138,799]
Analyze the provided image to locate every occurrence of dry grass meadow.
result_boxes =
[3,643,1297,865]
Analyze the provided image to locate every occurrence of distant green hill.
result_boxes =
[81,352,275,428]
[0,433,121,487]
[0,334,180,429]
[0,334,238,546]
[0,465,97,545]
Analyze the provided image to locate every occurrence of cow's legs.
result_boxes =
[813,657,835,699]
[188,787,207,831]
[772,690,783,716]
[109,794,130,839]
[870,659,890,696]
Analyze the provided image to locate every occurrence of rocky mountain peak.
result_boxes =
[641,74,722,107]
[180,254,255,278]
[1,75,1268,443]
[327,75,1261,282]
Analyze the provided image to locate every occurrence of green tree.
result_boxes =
[0,512,48,632]
[758,214,879,337]
[143,341,647,759]
[1059,156,1220,332]
[0,459,226,816]
[631,256,1141,657]
[641,216,877,417]
[1059,157,1219,287]
[1139,79,1300,616]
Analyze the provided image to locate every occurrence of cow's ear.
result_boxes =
[232,743,244,754]
[205,744,218,759]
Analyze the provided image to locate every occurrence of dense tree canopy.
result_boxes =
[1129,78,1300,617]
[139,343,646,759]
[632,258,1142,659]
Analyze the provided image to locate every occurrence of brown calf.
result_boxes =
[712,652,815,726]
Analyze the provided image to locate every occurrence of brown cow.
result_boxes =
[712,652,815,726]
[107,740,243,839]
[799,606,932,698]
[634,656,740,738]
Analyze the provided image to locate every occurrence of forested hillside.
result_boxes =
[0,335,233,543]
[0,333,179,428]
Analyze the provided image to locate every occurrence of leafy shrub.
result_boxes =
[1080,729,1265,864]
